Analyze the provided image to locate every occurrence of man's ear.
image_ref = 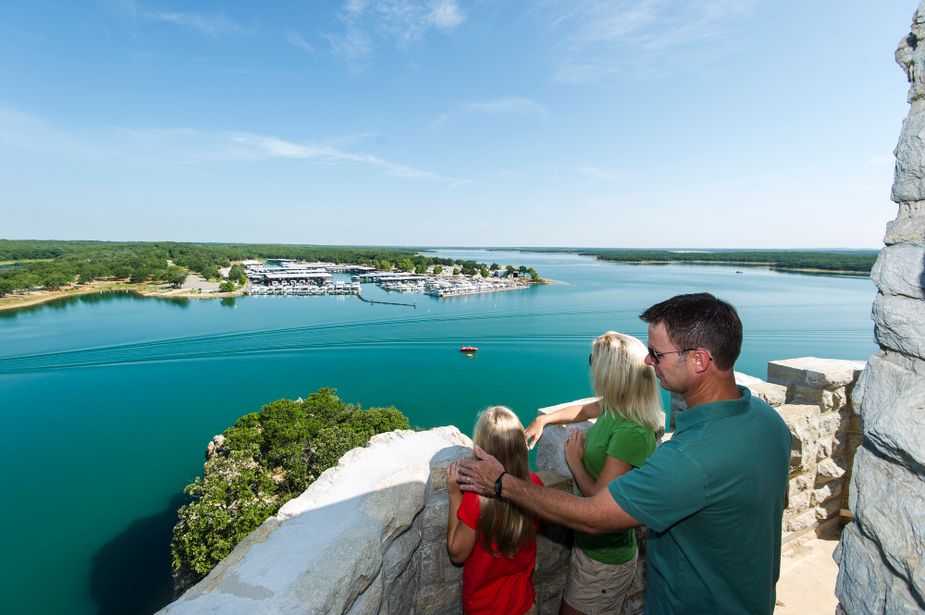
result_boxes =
[692,349,711,374]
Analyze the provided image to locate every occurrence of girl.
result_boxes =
[524,332,663,615]
[447,406,544,615]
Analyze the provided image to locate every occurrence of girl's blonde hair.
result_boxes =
[590,331,664,432]
[472,406,534,558]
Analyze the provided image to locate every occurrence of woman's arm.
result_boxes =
[565,429,633,496]
[524,399,602,450]
[446,461,476,565]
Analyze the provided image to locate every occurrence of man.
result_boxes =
[458,293,791,614]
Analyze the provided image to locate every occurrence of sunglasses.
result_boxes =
[647,345,696,365]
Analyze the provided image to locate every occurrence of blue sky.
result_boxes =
[0,1,918,248]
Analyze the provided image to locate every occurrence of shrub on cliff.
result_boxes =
[170,388,409,592]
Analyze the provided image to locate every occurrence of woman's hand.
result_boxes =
[524,417,546,450]
[564,428,585,470]
[446,461,462,497]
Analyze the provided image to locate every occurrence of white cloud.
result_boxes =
[224,133,469,186]
[576,166,616,181]
[539,0,754,83]
[123,1,245,37]
[326,0,465,65]
[433,97,547,126]
[0,106,466,186]
[287,31,316,53]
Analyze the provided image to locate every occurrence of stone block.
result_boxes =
[536,470,574,493]
[788,474,813,500]
[884,201,925,245]
[871,243,925,300]
[419,542,445,586]
[787,489,812,513]
[746,381,787,407]
[835,523,888,615]
[783,507,817,533]
[423,497,449,542]
[814,497,841,521]
[382,515,422,587]
[873,293,925,360]
[858,353,925,469]
[347,575,383,615]
[768,358,866,390]
[815,459,846,484]
[414,583,460,615]
[778,404,820,473]
[385,556,417,615]
[892,108,925,202]
[819,410,848,438]
[851,447,925,604]
[536,522,572,577]
[835,521,924,615]
[536,573,567,615]
[812,479,843,505]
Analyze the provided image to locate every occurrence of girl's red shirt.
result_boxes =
[456,472,544,615]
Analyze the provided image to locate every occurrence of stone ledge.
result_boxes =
[768,358,866,390]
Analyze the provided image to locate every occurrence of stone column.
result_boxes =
[833,4,925,613]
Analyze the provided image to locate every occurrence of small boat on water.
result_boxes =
[460,346,478,353]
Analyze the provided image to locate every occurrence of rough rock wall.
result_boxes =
[159,427,575,615]
[834,4,925,613]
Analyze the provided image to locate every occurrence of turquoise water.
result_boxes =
[0,250,876,614]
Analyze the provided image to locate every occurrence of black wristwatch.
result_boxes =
[494,471,508,499]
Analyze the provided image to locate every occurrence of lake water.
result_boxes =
[0,250,876,614]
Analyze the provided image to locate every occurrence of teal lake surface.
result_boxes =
[0,250,877,614]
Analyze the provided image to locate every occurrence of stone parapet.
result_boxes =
[160,426,577,615]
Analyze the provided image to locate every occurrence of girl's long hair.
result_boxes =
[472,406,534,558]
[590,331,664,432]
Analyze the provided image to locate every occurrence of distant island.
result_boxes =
[509,248,878,275]
[0,240,542,311]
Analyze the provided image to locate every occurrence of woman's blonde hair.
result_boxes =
[472,406,534,558]
[590,331,664,432]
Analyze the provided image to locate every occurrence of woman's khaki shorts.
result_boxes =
[562,547,637,614]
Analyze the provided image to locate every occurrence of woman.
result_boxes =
[447,406,544,615]
[524,332,663,615]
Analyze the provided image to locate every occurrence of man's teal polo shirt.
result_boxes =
[609,386,791,615]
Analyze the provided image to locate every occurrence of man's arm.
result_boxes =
[457,445,641,534]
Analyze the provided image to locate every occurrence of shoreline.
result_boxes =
[600,259,870,276]
[0,281,244,312]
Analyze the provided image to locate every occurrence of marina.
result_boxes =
[242,259,530,299]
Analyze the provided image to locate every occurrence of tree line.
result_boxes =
[0,240,538,296]
[582,249,877,273]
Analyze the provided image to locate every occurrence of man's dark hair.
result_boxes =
[639,292,743,370]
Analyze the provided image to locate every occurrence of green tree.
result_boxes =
[165,266,188,288]
[432,265,443,275]
[171,387,410,590]
[479,267,490,278]
[489,263,499,271]
[228,264,246,284]
[219,281,235,292]
[396,258,415,272]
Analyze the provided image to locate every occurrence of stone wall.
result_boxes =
[159,427,575,615]
[833,4,925,613]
